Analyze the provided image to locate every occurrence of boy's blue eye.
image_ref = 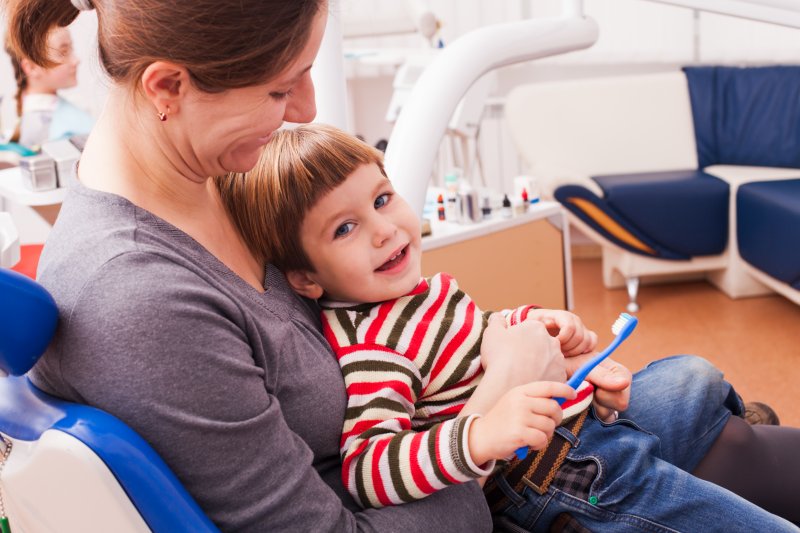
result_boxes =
[334,222,354,238]
[375,193,390,209]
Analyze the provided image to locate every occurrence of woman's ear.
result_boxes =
[140,61,189,118]
[286,270,324,300]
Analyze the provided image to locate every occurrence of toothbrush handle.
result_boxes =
[514,337,624,460]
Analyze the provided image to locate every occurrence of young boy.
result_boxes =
[215,124,597,510]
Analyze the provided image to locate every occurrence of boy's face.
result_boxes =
[288,163,422,303]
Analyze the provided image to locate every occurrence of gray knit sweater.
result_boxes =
[30,176,491,532]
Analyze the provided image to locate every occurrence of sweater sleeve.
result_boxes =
[338,343,494,509]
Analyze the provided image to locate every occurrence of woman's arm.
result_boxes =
[34,254,492,532]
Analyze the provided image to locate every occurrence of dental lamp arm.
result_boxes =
[383,12,599,217]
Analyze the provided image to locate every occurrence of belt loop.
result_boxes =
[494,471,527,509]
[555,425,580,448]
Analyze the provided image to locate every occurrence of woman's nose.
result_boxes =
[283,73,317,124]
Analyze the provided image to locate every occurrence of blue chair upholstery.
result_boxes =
[556,170,729,260]
[684,66,800,169]
[0,268,219,532]
[737,179,800,290]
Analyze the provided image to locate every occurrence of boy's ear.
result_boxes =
[286,270,324,300]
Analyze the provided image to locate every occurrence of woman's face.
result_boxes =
[180,8,327,176]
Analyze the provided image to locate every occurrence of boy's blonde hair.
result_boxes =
[216,123,387,272]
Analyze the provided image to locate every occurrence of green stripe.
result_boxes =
[419,290,466,376]
[359,425,400,442]
[439,335,482,391]
[340,360,422,394]
[345,397,408,420]
[425,422,451,486]
[354,449,371,507]
[387,430,415,503]
[453,417,470,475]
[417,387,475,409]
[386,291,428,348]
[334,309,358,345]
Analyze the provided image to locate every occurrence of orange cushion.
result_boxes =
[11,244,44,280]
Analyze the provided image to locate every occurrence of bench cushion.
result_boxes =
[737,179,800,289]
[555,169,729,259]
[684,66,800,169]
[592,169,729,257]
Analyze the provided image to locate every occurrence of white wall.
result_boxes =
[3,1,800,243]
[342,0,800,197]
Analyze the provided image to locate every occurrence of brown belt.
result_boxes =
[484,407,589,513]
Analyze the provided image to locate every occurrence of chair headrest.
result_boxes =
[0,268,58,376]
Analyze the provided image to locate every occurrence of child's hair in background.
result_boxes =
[5,37,29,143]
[216,124,387,272]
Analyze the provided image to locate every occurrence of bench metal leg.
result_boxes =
[626,276,640,313]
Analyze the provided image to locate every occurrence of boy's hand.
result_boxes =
[480,314,566,383]
[526,309,598,356]
[467,381,576,465]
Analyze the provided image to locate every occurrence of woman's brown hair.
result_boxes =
[4,0,324,93]
[216,124,387,273]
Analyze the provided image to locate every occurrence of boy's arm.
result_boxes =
[339,343,495,509]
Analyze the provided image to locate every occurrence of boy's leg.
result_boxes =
[620,355,800,522]
[619,355,742,471]
[496,415,799,532]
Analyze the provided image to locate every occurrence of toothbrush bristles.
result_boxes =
[611,312,633,335]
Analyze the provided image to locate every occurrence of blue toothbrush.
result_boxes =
[514,312,638,460]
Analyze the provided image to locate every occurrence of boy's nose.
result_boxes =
[372,218,397,247]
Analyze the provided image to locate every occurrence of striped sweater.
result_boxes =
[321,272,594,509]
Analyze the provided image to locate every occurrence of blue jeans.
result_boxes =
[494,355,800,532]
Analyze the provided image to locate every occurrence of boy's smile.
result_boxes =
[290,163,422,303]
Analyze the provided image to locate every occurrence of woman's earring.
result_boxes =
[157,106,170,122]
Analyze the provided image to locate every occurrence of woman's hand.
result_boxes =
[566,355,632,421]
[480,313,566,383]
[468,381,576,465]
[525,309,598,356]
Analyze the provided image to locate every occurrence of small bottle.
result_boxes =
[437,194,446,221]
[481,197,492,220]
[501,194,512,218]
[514,188,529,216]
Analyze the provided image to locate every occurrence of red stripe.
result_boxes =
[404,274,452,362]
[427,404,464,417]
[341,417,411,448]
[365,300,394,344]
[517,305,538,322]
[346,380,413,403]
[433,424,461,484]
[408,278,429,296]
[341,438,370,490]
[408,431,436,495]
[430,300,476,382]
[371,439,393,506]
[561,382,595,410]
[321,314,341,352]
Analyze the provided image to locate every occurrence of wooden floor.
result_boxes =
[570,258,800,427]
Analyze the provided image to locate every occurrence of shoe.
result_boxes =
[743,401,780,426]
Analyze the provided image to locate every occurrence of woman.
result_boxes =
[5,0,799,531]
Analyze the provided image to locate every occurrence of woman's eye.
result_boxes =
[334,222,354,238]
[375,193,390,209]
[270,89,292,101]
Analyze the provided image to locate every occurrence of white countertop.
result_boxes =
[422,200,563,250]
[0,167,67,206]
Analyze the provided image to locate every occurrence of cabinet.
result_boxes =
[421,201,572,311]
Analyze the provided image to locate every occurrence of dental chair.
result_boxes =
[0,268,219,532]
